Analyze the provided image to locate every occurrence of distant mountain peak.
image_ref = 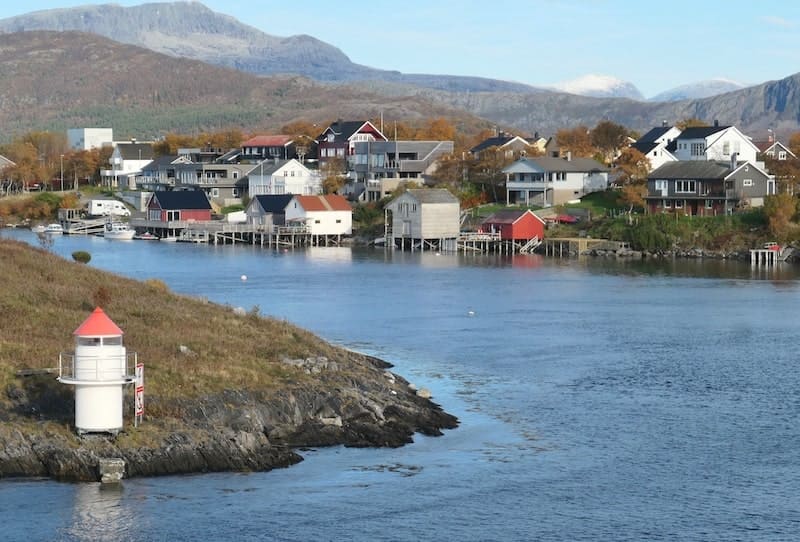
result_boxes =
[549,74,644,100]
[648,78,746,102]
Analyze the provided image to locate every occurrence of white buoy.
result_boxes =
[468,310,476,317]
[240,274,247,282]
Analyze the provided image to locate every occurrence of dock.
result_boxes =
[540,237,621,257]
[750,244,793,266]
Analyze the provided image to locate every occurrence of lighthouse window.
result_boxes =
[105,337,122,346]
[78,337,101,346]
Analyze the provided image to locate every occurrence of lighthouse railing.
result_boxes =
[58,352,137,382]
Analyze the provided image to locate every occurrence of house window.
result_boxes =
[335,219,342,224]
[675,180,696,193]
[655,180,668,192]
[722,142,730,156]
[232,188,239,197]
[675,200,684,209]
[663,200,671,209]
[314,219,321,224]
[211,188,219,197]
[166,210,180,221]
[779,151,787,160]
[743,179,753,187]
[690,143,705,156]
[705,200,713,209]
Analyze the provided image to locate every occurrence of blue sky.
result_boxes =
[4,1,800,97]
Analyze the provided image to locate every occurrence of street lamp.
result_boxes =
[60,154,64,192]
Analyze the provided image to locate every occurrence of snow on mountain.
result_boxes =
[549,74,644,100]
[648,79,746,102]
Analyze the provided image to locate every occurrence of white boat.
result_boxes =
[103,221,135,240]
[43,223,64,235]
[134,231,159,241]
[31,224,46,234]
[159,235,179,242]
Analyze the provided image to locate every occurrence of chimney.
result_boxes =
[661,120,667,127]
[730,152,738,170]
[714,119,719,127]
[566,151,572,162]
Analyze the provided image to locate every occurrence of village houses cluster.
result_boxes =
[4,118,793,250]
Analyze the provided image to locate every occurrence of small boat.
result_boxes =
[43,223,64,235]
[159,235,179,243]
[31,224,46,234]
[134,231,159,241]
[103,221,135,240]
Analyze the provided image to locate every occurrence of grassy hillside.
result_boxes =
[0,237,355,404]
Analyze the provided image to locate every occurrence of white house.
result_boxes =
[67,128,113,151]
[632,125,681,171]
[285,194,352,236]
[248,159,321,197]
[670,124,759,164]
[503,156,609,206]
[101,141,154,189]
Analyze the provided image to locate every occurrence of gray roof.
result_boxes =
[253,194,294,213]
[117,143,154,160]
[676,126,728,140]
[649,161,731,180]
[405,188,459,204]
[638,126,672,144]
[482,210,541,225]
[150,190,211,210]
[525,156,608,173]
[631,141,658,155]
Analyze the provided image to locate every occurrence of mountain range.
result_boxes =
[0,2,798,140]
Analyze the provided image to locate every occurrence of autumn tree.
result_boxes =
[676,118,709,130]
[321,157,347,194]
[613,147,651,213]
[590,120,629,164]
[764,156,800,194]
[470,146,513,202]
[788,132,800,157]
[418,117,457,141]
[556,126,595,158]
[280,120,321,139]
[153,133,195,156]
[763,192,798,240]
[428,153,469,189]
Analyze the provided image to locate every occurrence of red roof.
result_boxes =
[241,135,294,147]
[295,195,351,212]
[73,307,124,336]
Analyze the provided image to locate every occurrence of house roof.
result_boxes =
[317,120,386,143]
[73,307,123,337]
[0,154,15,169]
[676,126,729,140]
[638,126,673,144]
[404,188,459,204]
[649,161,731,179]
[242,135,294,147]
[253,194,294,213]
[116,143,154,160]
[518,156,609,173]
[294,194,351,212]
[631,141,659,155]
[482,209,544,225]
[470,134,529,153]
[150,190,212,210]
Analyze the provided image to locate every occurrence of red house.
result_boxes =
[146,191,212,222]
[480,209,545,240]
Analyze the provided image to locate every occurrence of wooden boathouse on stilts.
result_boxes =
[384,189,461,252]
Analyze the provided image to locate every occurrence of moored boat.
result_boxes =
[43,223,64,235]
[103,221,135,240]
[134,231,159,241]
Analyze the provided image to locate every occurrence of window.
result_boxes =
[779,151,787,160]
[335,219,342,223]
[314,219,321,224]
[705,200,713,209]
[211,188,219,197]
[743,179,753,187]
[722,142,730,156]
[232,188,239,197]
[663,200,671,209]
[690,143,705,156]
[675,180,696,193]
[655,180,668,192]
[675,200,684,209]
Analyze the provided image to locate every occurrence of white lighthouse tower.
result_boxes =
[58,307,136,435]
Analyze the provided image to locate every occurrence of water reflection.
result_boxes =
[65,483,134,542]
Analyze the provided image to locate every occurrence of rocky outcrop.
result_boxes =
[0,352,458,482]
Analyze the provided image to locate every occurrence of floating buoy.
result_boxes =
[240,274,247,282]
[467,310,476,317]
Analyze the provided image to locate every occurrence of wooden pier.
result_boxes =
[750,243,792,266]
[541,237,620,257]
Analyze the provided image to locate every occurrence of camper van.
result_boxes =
[87,199,131,217]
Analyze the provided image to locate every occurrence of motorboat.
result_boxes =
[134,231,159,241]
[43,223,64,235]
[103,221,135,240]
[31,224,46,233]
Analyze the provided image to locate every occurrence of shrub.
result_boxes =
[71,251,91,264]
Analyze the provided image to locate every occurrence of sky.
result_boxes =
[4,0,800,97]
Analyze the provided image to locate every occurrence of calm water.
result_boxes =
[2,230,800,541]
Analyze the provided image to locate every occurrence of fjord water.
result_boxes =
[3,231,800,541]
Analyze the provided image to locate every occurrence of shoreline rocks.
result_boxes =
[0,351,458,482]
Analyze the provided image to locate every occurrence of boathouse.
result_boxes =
[285,194,352,244]
[480,209,545,242]
[245,194,294,231]
[385,189,460,251]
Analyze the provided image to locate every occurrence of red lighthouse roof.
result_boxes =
[73,307,124,337]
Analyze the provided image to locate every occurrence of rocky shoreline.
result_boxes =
[0,352,458,482]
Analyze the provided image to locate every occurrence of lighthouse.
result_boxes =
[58,307,136,435]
